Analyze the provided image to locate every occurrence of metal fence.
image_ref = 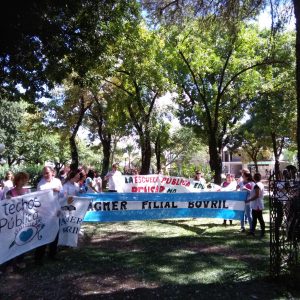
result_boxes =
[269,175,300,276]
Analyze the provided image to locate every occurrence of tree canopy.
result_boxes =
[0,0,298,180]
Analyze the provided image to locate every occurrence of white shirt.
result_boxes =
[249,181,264,210]
[242,181,256,206]
[2,179,13,188]
[37,177,62,191]
[94,176,102,192]
[61,181,80,197]
[105,170,123,192]
[37,177,63,202]
[221,181,236,191]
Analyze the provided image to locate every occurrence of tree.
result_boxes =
[152,121,171,173]
[161,127,208,176]
[0,99,68,167]
[294,0,300,169]
[0,99,26,166]
[165,20,285,183]
[86,82,132,177]
[106,23,170,174]
[141,0,263,25]
[0,0,139,102]
[230,120,265,173]
[47,83,93,170]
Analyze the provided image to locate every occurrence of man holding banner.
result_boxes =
[34,167,63,265]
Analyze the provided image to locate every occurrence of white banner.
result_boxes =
[58,196,91,247]
[0,190,60,264]
[122,175,215,193]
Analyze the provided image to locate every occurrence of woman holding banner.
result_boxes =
[1,172,30,272]
[221,173,236,226]
[61,170,82,196]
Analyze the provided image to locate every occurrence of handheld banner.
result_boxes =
[0,190,59,265]
[83,191,247,222]
[58,196,91,247]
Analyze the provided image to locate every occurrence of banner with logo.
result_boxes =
[84,191,247,222]
[58,196,91,247]
[0,190,60,265]
[121,175,212,193]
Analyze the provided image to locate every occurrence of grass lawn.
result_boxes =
[1,206,299,299]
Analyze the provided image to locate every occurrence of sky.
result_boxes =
[257,7,295,30]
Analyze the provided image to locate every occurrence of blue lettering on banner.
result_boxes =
[83,192,247,222]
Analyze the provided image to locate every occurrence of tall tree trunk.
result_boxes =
[254,159,259,173]
[7,156,13,167]
[294,0,300,171]
[54,162,64,178]
[100,137,111,190]
[69,96,90,172]
[208,135,222,184]
[271,132,283,179]
[155,135,161,173]
[140,132,152,175]
[69,135,79,171]
[101,138,111,178]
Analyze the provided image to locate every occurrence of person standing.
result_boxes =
[194,170,206,187]
[104,163,123,192]
[221,173,236,225]
[2,172,30,272]
[35,166,62,265]
[246,173,265,237]
[1,171,14,189]
[94,171,103,192]
[37,166,62,195]
[0,171,14,200]
[236,169,251,232]
[61,170,81,197]
[84,169,98,193]
[241,172,255,233]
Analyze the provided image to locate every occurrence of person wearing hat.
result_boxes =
[104,163,123,192]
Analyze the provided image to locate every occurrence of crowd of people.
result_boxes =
[0,164,111,274]
[219,169,265,237]
[0,164,267,274]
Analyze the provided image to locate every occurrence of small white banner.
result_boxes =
[58,196,91,247]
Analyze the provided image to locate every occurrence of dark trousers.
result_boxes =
[252,210,265,234]
[35,233,58,261]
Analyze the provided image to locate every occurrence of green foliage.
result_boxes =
[0,0,140,101]
[0,164,43,188]
[77,140,103,169]
[161,17,294,182]
[166,22,268,143]
[104,22,172,173]
[0,99,26,163]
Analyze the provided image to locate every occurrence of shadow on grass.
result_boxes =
[71,279,299,300]
[0,219,288,300]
